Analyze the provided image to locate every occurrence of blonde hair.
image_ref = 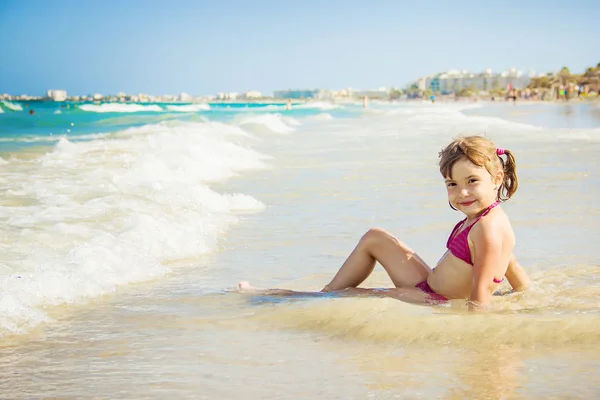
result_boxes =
[438,135,518,201]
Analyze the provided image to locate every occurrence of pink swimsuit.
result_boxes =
[416,201,504,301]
[446,201,501,268]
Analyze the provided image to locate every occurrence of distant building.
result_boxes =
[329,89,351,98]
[351,87,390,100]
[240,90,262,100]
[178,92,193,102]
[46,89,67,101]
[216,92,238,100]
[414,68,531,94]
[273,89,325,99]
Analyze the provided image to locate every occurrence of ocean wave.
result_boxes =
[0,120,268,337]
[113,120,251,140]
[78,103,164,113]
[236,113,300,134]
[248,296,600,347]
[0,101,23,111]
[302,113,334,122]
[373,103,543,133]
[0,132,112,143]
[555,127,600,142]
[295,101,343,110]
[165,104,210,112]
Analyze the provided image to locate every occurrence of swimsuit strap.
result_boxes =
[446,201,502,265]
[446,219,466,248]
[474,200,501,224]
[446,201,500,246]
[462,200,502,237]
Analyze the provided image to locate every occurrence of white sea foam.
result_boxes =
[79,103,164,113]
[0,132,112,143]
[165,104,210,112]
[1,101,23,111]
[295,101,343,110]
[372,104,542,135]
[0,121,268,336]
[255,104,286,111]
[237,113,300,134]
[308,113,334,121]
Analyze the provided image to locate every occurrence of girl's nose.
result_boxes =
[460,188,470,196]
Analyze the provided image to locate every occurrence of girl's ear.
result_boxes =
[494,170,505,186]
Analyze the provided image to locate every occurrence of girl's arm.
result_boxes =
[505,254,531,292]
[469,218,507,310]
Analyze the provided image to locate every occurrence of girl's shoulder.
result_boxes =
[471,206,513,239]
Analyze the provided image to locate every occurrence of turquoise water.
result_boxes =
[0,100,358,154]
[464,101,600,129]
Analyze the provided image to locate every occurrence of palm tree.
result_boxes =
[581,65,600,93]
[558,66,572,85]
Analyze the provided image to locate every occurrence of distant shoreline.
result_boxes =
[3,97,598,106]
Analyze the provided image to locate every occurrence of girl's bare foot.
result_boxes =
[237,281,255,292]
[321,284,333,292]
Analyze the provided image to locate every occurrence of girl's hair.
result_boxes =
[438,135,518,201]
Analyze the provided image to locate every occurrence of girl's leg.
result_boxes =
[322,228,431,291]
[237,281,324,297]
[237,282,430,304]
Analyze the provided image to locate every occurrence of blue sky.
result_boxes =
[0,0,597,96]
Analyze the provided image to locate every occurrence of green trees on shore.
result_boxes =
[528,63,600,97]
[403,62,599,100]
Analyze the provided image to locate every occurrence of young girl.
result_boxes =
[239,136,531,308]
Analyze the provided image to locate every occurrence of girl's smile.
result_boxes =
[445,158,503,219]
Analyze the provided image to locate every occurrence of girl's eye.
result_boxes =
[447,182,456,187]
[469,179,478,184]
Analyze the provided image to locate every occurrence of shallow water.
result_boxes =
[1,101,599,398]
[464,100,600,129]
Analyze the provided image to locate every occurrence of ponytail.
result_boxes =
[498,149,518,201]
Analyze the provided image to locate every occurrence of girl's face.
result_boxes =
[445,157,503,218]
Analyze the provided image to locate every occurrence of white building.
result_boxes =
[178,92,193,102]
[46,89,68,101]
[240,90,262,99]
[416,68,530,94]
[216,92,238,100]
[416,78,427,91]
[329,89,351,98]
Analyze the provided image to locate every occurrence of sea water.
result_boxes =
[0,100,599,398]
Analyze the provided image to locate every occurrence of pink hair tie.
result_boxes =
[496,148,505,156]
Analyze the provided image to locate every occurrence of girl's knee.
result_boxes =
[361,227,395,245]
[362,227,388,240]
[361,228,410,251]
